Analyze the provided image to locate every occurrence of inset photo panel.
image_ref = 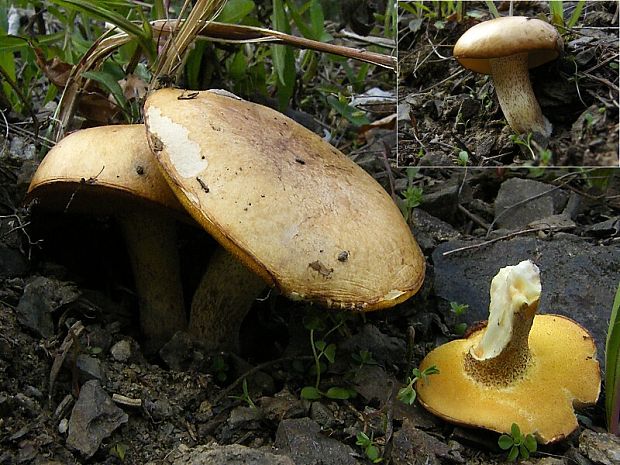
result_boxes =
[397,1,619,168]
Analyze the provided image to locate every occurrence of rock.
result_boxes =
[258,388,306,423]
[275,417,361,465]
[15,276,80,338]
[494,178,568,230]
[433,236,619,364]
[339,324,405,369]
[522,458,567,465]
[228,406,263,428]
[75,354,105,383]
[110,340,132,362]
[169,443,294,465]
[0,244,28,278]
[12,393,41,418]
[66,380,128,458]
[309,401,338,429]
[352,365,437,428]
[144,398,177,421]
[579,429,620,465]
[391,419,464,464]
[410,208,460,251]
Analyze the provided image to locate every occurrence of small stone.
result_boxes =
[75,354,105,383]
[275,417,361,465]
[170,443,294,465]
[58,418,68,434]
[16,276,80,338]
[66,380,128,458]
[110,340,132,362]
[579,429,620,465]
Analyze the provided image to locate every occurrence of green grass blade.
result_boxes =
[606,282,620,434]
[567,0,586,28]
[483,0,500,18]
[48,0,148,41]
[549,0,565,28]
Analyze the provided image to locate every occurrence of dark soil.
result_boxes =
[397,1,619,167]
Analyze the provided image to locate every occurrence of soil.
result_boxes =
[397,1,619,167]
[1,3,620,465]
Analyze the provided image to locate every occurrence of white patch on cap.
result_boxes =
[207,89,243,100]
[146,106,207,178]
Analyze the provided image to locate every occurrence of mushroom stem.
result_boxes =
[189,247,267,352]
[490,52,552,138]
[464,260,541,386]
[119,210,187,352]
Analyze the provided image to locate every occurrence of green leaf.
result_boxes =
[397,386,417,405]
[507,445,519,462]
[325,387,352,400]
[323,344,337,364]
[314,340,327,351]
[498,435,514,450]
[300,386,322,400]
[510,423,521,440]
[606,282,620,433]
[326,95,370,127]
[519,444,530,460]
[356,431,370,446]
[366,444,381,461]
[82,70,129,114]
[524,434,537,453]
[216,0,255,24]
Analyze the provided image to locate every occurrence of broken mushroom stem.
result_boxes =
[489,53,552,139]
[465,260,541,385]
[189,247,267,352]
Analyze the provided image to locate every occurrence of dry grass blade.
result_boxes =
[152,20,397,70]
[51,31,132,142]
[153,0,228,87]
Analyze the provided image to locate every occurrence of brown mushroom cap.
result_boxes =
[453,16,563,74]
[144,88,425,311]
[416,313,600,444]
[26,124,184,216]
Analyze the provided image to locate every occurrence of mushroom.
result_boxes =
[453,16,563,138]
[144,88,425,351]
[26,125,188,351]
[415,260,600,444]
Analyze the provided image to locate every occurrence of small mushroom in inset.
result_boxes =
[144,88,426,352]
[26,125,188,351]
[453,16,563,139]
[415,260,601,444]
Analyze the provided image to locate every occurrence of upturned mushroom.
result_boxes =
[26,125,188,350]
[415,260,600,444]
[144,88,425,351]
[453,16,563,138]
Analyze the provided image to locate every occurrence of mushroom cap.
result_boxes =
[26,125,184,216]
[453,16,563,74]
[144,88,425,310]
[416,314,601,444]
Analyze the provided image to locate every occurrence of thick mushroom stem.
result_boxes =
[189,247,267,352]
[490,52,552,138]
[119,209,187,352]
[464,260,541,386]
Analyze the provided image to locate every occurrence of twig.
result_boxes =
[485,171,579,239]
[442,226,573,256]
[211,355,313,405]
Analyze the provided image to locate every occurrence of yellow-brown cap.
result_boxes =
[26,125,184,216]
[144,88,425,311]
[453,16,563,74]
